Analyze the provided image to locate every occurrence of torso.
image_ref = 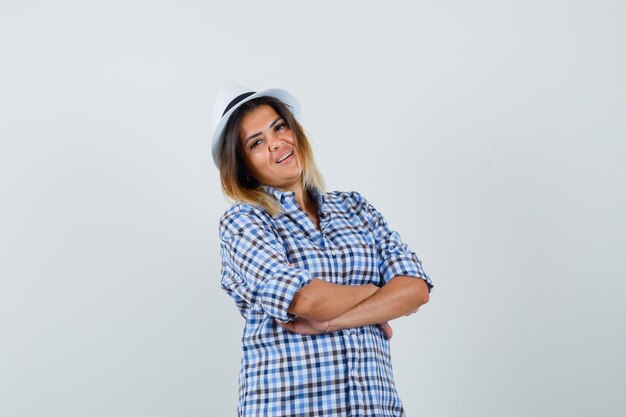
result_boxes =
[218,187,430,416]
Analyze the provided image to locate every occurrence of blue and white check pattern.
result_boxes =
[219,187,432,416]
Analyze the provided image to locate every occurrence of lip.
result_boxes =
[275,150,294,164]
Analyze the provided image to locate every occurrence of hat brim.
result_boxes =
[211,88,301,167]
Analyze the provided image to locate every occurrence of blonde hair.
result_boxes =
[218,96,324,216]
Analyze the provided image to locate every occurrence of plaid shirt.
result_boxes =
[219,187,432,416]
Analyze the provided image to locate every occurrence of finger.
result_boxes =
[383,324,393,340]
[378,322,394,340]
[276,320,295,332]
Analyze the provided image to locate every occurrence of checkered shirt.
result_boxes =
[219,187,432,417]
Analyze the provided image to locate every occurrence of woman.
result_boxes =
[212,84,433,416]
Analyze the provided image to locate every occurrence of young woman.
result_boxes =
[212,84,433,416]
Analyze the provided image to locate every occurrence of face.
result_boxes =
[239,104,302,192]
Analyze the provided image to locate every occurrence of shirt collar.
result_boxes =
[262,185,328,216]
[262,185,295,204]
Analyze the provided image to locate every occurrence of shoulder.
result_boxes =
[219,203,274,237]
[323,190,376,226]
[325,190,370,211]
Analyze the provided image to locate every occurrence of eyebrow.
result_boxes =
[244,117,284,145]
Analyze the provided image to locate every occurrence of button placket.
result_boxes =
[346,327,363,416]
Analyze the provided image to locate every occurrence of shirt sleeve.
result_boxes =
[353,192,433,291]
[219,205,313,322]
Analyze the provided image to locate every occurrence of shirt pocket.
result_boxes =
[275,224,327,277]
[336,227,381,286]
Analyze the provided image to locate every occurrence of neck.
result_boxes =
[293,185,308,210]
[291,184,319,228]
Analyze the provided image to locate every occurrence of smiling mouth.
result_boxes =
[277,151,293,163]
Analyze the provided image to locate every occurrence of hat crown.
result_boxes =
[211,84,253,133]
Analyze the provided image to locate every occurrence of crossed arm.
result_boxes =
[279,275,430,337]
[220,196,431,338]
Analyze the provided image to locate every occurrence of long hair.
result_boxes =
[218,96,324,216]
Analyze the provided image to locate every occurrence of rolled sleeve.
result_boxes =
[259,263,311,322]
[219,206,312,322]
[354,193,433,291]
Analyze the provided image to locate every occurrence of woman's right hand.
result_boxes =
[378,322,394,340]
[278,317,394,340]
[276,317,329,335]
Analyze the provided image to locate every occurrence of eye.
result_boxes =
[275,122,287,132]
[250,138,263,149]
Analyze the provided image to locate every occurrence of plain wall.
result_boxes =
[1,1,624,416]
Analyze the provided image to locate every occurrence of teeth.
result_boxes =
[277,152,292,163]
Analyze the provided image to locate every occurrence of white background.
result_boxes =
[1,1,625,416]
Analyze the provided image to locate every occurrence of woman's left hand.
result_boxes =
[276,317,329,335]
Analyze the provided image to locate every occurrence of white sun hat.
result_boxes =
[210,84,301,167]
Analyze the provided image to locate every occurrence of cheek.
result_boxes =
[280,131,296,144]
[247,153,269,173]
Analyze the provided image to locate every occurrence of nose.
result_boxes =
[268,135,284,151]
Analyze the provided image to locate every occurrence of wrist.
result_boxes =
[366,283,379,296]
[327,317,345,333]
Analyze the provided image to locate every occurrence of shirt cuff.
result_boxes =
[381,253,433,291]
[261,266,313,323]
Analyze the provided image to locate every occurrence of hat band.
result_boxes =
[222,91,256,116]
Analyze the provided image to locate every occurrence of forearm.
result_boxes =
[288,279,379,322]
[328,276,429,332]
